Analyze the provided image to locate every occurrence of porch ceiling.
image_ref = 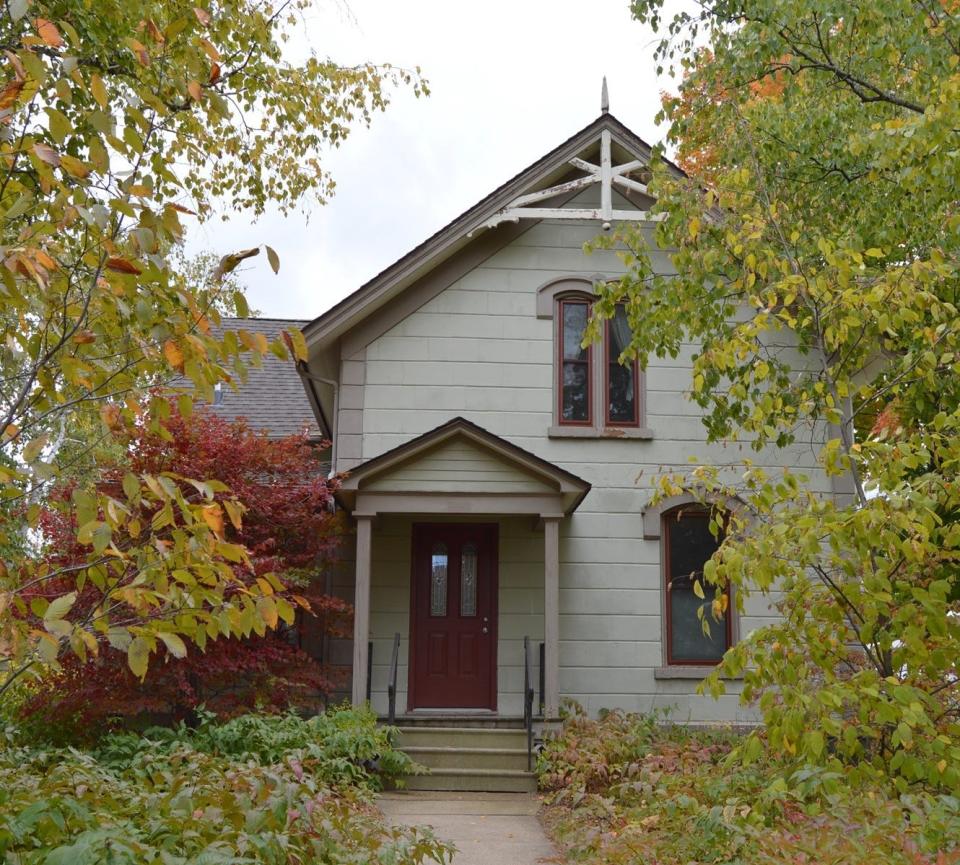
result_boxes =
[336,417,590,518]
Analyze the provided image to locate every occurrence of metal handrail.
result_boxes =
[523,635,535,771]
[387,631,400,725]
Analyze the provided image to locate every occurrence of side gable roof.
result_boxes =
[302,112,681,354]
[200,317,322,440]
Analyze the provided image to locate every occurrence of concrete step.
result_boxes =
[402,745,530,771]
[402,767,537,793]
[396,726,529,750]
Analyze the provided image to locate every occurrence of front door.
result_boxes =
[409,523,498,710]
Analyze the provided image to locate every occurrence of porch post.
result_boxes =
[543,515,561,718]
[351,514,373,706]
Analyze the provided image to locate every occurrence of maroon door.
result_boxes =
[409,523,498,710]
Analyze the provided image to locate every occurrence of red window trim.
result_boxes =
[557,298,594,427]
[604,315,640,427]
[663,508,731,666]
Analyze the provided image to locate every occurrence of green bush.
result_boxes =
[0,706,451,864]
[538,707,960,865]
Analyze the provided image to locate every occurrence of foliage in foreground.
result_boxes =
[0,706,451,865]
[17,407,349,742]
[587,0,960,794]
[1,0,423,693]
[539,708,960,865]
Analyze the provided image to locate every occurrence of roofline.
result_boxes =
[335,416,591,514]
[303,112,682,346]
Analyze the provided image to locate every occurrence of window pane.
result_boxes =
[608,306,636,423]
[667,514,726,662]
[562,361,590,421]
[460,543,477,617]
[562,303,589,360]
[430,543,448,617]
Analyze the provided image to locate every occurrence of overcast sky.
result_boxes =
[185,0,681,321]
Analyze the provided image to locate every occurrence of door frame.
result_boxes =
[407,521,499,712]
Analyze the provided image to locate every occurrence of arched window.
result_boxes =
[662,506,730,665]
[538,278,645,436]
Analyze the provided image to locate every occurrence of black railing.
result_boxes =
[538,641,545,717]
[387,631,400,725]
[523,635,535,771]
[366,641,373,703]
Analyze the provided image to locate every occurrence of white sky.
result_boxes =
[185,0,680,321]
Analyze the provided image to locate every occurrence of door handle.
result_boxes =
[481,626,489,634]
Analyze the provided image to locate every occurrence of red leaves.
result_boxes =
[24,402,343,740]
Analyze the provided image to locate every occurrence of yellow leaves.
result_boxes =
[193,7,212,26]
[213,246,259,281]
[34,18,64,48]
[32,142,60,166]
[282,327,308,362]
[125,37,150,67]
[127,635,151,678]
[158,631,187,659]
[689,216,701,239]
[99,402,122,432]
[256,595,278,629]
[265,244,279,274]
[200,503,224,537]
[90,73,108,108]
[163,339,184,370]
[59,154,91,178]
[187,80,203,102]
[198,38,220,62]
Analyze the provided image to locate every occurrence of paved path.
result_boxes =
[379,791,561,865]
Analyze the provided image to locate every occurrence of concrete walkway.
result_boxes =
[379,791,561,865]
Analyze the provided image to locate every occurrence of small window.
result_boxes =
[559,300,592,425]
[664,508,729,664]
[460,543,477,617]
[550,287,644,434]
[430,543,448,616]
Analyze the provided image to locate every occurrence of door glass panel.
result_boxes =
[460,543,478,617]
[430,542,448,616]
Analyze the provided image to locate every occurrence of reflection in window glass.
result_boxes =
[430,543,448,616]
[461,543,477,616]
[607,305,637,424]
[667,512,727,662]
[561,301,591,422]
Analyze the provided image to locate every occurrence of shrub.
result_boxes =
[0,706,450,864]
[538,707,960,865]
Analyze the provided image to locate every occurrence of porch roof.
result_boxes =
[336,417,591,518]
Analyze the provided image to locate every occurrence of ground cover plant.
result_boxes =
[539,706,960,865]
[0,705,453,864]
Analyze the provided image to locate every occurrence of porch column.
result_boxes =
[351,514,373,706]
[543,515,561,718]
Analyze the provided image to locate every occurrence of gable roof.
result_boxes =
[337,417,591,515]
[302,112,679,354]
[201,317,322,440]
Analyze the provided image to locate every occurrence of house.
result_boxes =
[289,102,840,787]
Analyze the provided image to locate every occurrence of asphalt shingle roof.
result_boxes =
[203,317,320,440]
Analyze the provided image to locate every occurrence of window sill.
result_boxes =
[548,425,655,440]
[654,666,742,681]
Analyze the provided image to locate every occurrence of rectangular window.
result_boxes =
[605,305,639,426]
[559,300,592,425]
[665,511,729,664]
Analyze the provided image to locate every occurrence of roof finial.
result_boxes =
[601,76,609,114]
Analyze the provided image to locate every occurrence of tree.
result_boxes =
[0,1,422,693]
[592,0,960,792]
[19,405,348,740]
